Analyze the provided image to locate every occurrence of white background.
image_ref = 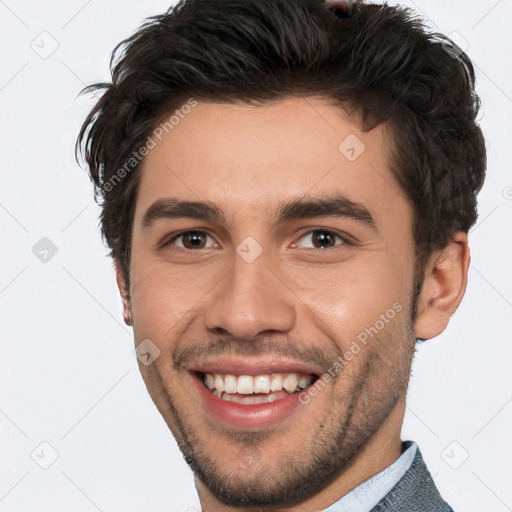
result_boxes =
[1,0,511,510]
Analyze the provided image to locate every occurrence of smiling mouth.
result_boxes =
[199,372,318,405]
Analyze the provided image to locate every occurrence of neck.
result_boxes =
[196,396,406,512]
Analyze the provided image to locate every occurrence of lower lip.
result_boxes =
[191,374,304,429]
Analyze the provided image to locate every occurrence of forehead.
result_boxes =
[134,96,411,233]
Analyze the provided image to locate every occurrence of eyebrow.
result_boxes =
[142,199,224,228]
[141,195,377,232]
[274,195,377,230]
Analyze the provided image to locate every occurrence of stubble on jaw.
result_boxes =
[134,314,416,509]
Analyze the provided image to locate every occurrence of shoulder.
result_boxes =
[371,441,454,512]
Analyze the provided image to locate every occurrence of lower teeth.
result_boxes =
[213,389,289,404]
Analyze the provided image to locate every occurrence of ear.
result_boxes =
[114,259,133,326]
[414,232,470,340]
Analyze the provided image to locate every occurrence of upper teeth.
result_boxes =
[203,372,314,395]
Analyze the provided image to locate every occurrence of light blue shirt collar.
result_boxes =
[323,440,418,512]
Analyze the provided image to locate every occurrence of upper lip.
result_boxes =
[188,356,323,377]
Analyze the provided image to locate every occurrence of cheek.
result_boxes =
[288,257,411,350]
[130,259,179,339]
[129,255,225,343]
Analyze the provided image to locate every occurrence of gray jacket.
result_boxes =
[371,441,454,512]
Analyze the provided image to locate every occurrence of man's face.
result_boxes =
[126,96,418,507]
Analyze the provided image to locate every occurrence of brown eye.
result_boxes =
[181,231,208,249]
[311,230,337,248]
[164,230,217,251]
[294,229,345,249]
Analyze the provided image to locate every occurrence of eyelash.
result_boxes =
[161,228,351,252]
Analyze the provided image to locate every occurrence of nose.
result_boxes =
[204,252,296,339]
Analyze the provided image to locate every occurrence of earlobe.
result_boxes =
[114,259,133,326]
[414,232,470,341]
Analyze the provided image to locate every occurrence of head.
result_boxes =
[77,0,486,509]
